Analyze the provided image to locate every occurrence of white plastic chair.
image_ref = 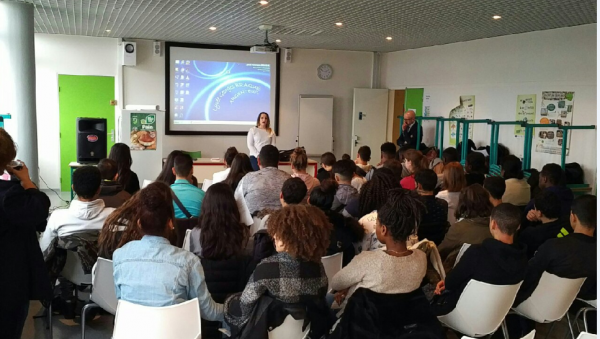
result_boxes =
[437,280,522,338]
[61,250,93,286]
[268,314,310,339]
[81,258,118,339]
[512,272,585,339]
[454,243,472,267]
[113,298,202,339]
[321,252,343,290]
[202,179,213,192]
[461,329,535,339]
[182,229,192,251]
[577,332,598,339]
[572,299,597,333]
[142,179,154,188]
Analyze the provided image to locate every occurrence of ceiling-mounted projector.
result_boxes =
[251,24,279,54]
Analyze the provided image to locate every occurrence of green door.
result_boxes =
[59,75,115,192]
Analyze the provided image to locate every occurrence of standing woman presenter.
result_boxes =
[247,112,276,171]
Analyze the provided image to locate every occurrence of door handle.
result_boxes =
[353,135,359,146]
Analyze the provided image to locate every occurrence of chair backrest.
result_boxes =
[577,333,597,339]
[182,229,192,251]
[113,298,201,339]
[268,314,310,339]
[437,280,522,337]
[61,250,93,285]
[321,252,343,290]
[577,298,597,308]
[454,243,472,267]
[202,179,213,192]
[513,272,586,323]
[91,258,118,314]
[142,179,154,188]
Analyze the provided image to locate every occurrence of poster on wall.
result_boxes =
[130,113,157,151]
[449,95,475,145]
[514,94,536,137]
[535,91,574,155]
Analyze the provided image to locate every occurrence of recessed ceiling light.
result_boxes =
[275,39,281,43]
[492,15,502,20]
[105,29,111,32]
[259,0,268,4]
[209,26,217,31]
[335,22,343,26]
[386,36,393,40]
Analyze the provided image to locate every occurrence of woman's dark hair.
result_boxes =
[455,184,493,219]
[198,183,248,260]
[0,128,16,170]
[99,190,144,259]
[377,188,425,242]
[382,159,403,183]
[156,150,185,184]
[224,153,254,191]
[309,179,338,211]
[290,147,308,171]
[358,167,399,218]
[502,155,524,180]
[109,143,133,189]
[136,182,175,238]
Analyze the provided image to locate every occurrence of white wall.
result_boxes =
[123,40,373,181]
[381,24,597,185]
[34,34,119,188]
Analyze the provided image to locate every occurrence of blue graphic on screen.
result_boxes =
[172,60,270,123]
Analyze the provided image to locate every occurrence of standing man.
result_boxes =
[396,110,424,150]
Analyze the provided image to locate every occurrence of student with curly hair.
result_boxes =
[224,204,331,330]
[98,191,144,260]
[330,188,427,312]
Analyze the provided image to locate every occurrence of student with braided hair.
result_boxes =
[330,188,427,312]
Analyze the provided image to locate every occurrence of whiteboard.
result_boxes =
[298,95,333,156]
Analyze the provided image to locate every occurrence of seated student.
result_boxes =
[309,179,364,266]
[377,142,397,168]
[156,150,199,186]
[40,166,115,254]
[351,166,368,192]
[501,155,531,206]
[0,129,52,339]
[331,159,359,212]
[518,191,566,258]
[436,162,467,225]
[224,205,331,331]
[98,192,143,260]
[188,183,255,339]
[424,147,444,175]
[108,143,140,195]
[382,159,404,184]
[465,152,486,186]
[113,182,223,321]
[317,152,336,183]
[432,203,527,316]
[341,154,351,160]
[331,189,427,312]
[171,154,205,218]
[355,146,374,179]
[235,145,290,215]
[223,153,254,191]
[437,184,494,261]
[97,158,132,208]
[213,147,238,184]
[523,163,574,228]
[484,176,505,207]
[414,169,449,245]
[442,147,460,165]
[515,194,597,306]
[290,147,319,199]
[400,149,429,190]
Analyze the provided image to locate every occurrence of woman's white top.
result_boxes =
[247,127,276,157]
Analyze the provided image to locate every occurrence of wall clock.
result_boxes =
[317,64,333,80]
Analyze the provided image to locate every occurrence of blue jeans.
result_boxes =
[250,156,259,171]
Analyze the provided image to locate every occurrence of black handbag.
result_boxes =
[172,192,198,247]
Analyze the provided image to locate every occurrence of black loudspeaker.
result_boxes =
[77,118,107,164]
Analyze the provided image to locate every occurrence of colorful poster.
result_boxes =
[514,94,536,137]
[130,113,157,151]
[535,91,574,155]
[449,95,475,145]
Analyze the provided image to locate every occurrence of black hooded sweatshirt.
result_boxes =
[432,238,528,316]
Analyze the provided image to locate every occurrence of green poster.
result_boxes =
[130,113,157,151]
[514,94,536,136]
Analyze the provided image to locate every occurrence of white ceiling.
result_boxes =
[9,0,598,52]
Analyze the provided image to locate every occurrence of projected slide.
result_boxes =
[172,60,271,125]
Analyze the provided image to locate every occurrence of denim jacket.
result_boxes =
[113,235,224,321]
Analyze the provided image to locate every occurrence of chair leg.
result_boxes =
[48,303,53,339]
[566,313,575,339]
[501,320,509,339]
[81,303,98,339]
[573,308,584,334]
[582,308,593,333]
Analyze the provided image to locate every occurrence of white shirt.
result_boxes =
[435,190,461,225]
[247,127,276,157]
[40,199,115,253]
[212,167,230,184]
